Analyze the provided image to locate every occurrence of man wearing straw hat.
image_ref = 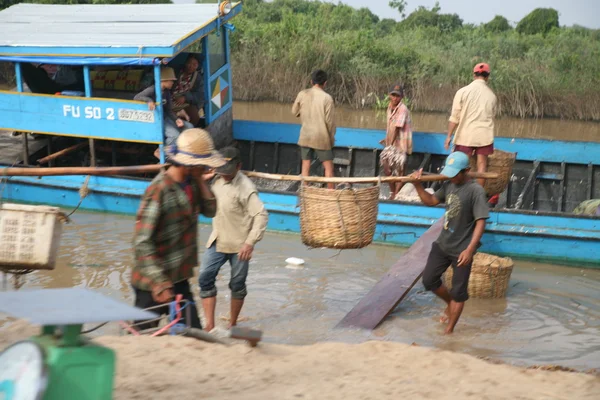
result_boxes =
[410,152,489,334]
[199,147,269,333]
[131,128,225,331]
[135,66,194,159]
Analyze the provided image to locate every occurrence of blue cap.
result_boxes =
[440,152,470,178]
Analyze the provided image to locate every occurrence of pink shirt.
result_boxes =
[386,102,413,154]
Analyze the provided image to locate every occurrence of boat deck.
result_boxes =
[0,131,49,166]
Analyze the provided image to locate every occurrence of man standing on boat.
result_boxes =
[134,67,194,159]
[380,84,413,200]
[131,128,225,331]
[199,147,268,333]
[445,63,497,189]
[410,152,489,334]
[292,69,336,189]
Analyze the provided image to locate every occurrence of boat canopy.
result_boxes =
[0,3,241,64]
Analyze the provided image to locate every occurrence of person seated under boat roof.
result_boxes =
[171,54,205,128]
[134,67,193,159]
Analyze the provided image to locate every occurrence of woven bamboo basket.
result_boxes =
[443,252,514,299]
[299,184,380,249]
[469,150,516,196]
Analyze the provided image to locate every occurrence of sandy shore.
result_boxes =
[2,322,599,400]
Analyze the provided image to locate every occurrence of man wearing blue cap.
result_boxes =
[411,152,489,334]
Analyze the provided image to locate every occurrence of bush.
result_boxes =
[484,16,512,33]
[516,8,559,35]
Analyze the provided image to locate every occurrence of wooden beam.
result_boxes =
[37,142,88,165]
[336,218,444,330]
[273,142,279,174]
[1,164,165,177]
[243,170,498,184]
[587,163,594,200]
[515,161,540,210]
[557,162,566,212]
[22,133,29,166]
[347,148,354,178]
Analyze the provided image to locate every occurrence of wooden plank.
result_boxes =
[273,142,279,173]
[336,218,444,330]
[230,326,262,347]
[557,162,566,212]
[587,163,593,200]
[37,141,88,165]
[515,161,540,210]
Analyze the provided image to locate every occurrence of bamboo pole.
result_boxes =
[37,142,89,165]
[242,170,499,184]
[1,164,166,177]
[0,165,499,183]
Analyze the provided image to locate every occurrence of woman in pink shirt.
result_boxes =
[380,84,413,200]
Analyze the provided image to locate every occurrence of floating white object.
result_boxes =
[285,257,304,266]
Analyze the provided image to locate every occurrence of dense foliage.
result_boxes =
[229,0,600,120]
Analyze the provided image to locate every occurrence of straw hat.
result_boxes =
[166,128,225,168]
[160,67,177,82]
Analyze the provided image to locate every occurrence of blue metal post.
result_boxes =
[83,66,91,97]
[15,63,23,92]
[202,36,211,125]
[154,63,165,163]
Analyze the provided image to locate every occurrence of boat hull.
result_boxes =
[1,173,598,268]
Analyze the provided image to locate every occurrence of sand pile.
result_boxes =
[1,322,599,400]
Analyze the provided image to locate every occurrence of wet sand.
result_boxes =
[1,211,599,372]
[1,321,599,400]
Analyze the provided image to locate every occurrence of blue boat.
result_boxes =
[0,3,598,268]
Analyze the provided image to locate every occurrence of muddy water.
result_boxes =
[233,101,600,143]
[1,211,599,371]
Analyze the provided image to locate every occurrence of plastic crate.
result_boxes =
[0,203,64,270]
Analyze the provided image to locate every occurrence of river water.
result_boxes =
[1,212,599,371]
[233,101,600,143]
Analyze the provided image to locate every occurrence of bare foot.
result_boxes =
[443,327,454,335]
[204,324,214,333]
[440,307,450,324]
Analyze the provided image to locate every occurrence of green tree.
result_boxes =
[483,15,512,33]
[401,1,462,32]
[516,8,559,35]
[388,0,407,19]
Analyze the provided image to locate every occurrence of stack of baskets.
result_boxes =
[299,185,380,249]
[443,252,514,298]
[469,149,516,196]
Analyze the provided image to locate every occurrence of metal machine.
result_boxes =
[0,288,156,400]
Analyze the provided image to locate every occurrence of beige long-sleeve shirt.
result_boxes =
[292,87,336,150]
[206,172,269,254]
[449,79,498,147]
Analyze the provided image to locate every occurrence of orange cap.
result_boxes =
[473,63,490,74]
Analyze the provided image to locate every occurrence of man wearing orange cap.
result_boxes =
[445,63,497,188]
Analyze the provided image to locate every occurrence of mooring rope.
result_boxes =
[65,175,91,218]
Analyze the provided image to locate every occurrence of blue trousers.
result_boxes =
[199,242,249,300]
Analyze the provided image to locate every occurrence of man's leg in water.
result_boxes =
[444,256,473,334]
[422,242,454,323]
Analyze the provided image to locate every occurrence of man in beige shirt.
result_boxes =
[292,69,336,189]
[445,63,498,187]
[199,147,269,332]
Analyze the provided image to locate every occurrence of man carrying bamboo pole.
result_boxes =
[444,63,497,189]
[292,70,336,189]
[410,152,489,334]
[131,128,224,331]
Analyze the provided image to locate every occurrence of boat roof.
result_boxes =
[0,3,241,64]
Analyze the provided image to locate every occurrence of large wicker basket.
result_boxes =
[469,149,516,196]
[299,184,380,249]
[443,252,514,299]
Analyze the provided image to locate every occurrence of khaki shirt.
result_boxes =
[449,79,497,147]
[292,87,336,150]
[207,172,269,254]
